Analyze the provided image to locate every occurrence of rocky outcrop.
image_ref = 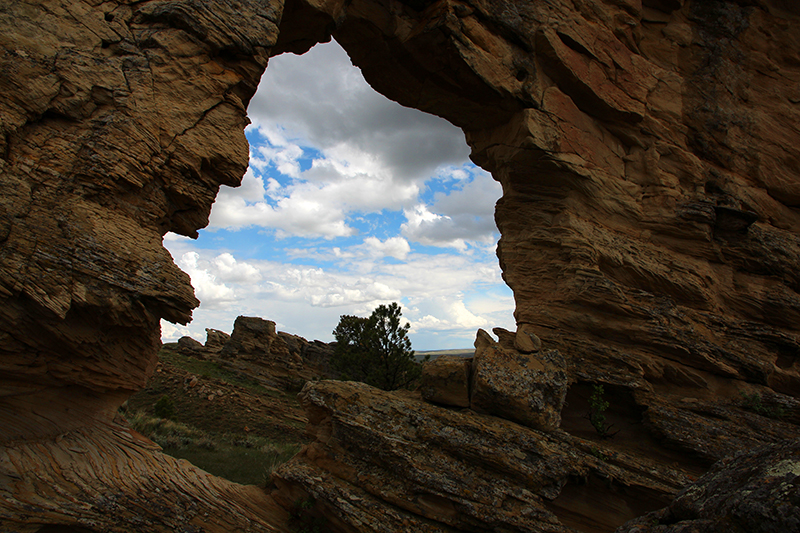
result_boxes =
[272,380,688,533]
[221,315,335,386]
[204,328,231,353]
[221,316,301,366]
[275,0,800,458]
[3,0,800,531]
[174,316,336,389]
[0,1,288,530]
[618,437,800,533]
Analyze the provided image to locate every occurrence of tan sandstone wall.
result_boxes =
[1,0,799,532]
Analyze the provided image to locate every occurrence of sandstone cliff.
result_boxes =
[2,0,800,532]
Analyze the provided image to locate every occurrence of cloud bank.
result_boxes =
[162,41,514,350]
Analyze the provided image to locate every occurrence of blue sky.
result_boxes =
[161,42,514,350]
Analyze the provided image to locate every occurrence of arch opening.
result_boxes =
[161,40,515,352]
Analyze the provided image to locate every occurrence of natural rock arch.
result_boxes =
[1,0,799,531]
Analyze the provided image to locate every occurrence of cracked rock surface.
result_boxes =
[2,0,800,531]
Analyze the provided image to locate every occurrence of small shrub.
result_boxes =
[153,395,176,419]
[590,447,608,462]
[152,433,190,449]
[231,434,262,449]
[740,392,788,419]
[128,410,210,450]
[195,436,217,451]
[585,384,619,439]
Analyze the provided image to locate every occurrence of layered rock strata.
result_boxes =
[273,380,690,533]
[617,437,800,533]
[272,0,800,529]
[2,0,800,531]
[0,1,288,530]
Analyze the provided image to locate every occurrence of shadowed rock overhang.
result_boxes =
[1,0,799,531]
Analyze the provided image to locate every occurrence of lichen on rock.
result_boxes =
[2,0,800,531]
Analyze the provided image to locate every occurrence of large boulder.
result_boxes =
[470,329,569,432]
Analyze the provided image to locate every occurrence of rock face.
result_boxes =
[0,1,289,530]
[3,0,800,532]
[618,437,800,533]
[219,315,336,388]
[273,380,688,533]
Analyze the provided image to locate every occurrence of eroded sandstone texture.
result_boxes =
[2,0,800,532]
[1,1,290,531]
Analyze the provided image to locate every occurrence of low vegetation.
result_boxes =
[739,391,788,420]
[127,410,299,485]
[585,384,619,439]
[123,347,306,486]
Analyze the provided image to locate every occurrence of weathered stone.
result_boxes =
[0,1,288,530]
[515,323,542,353]
[271,380,685,533]
[205,328,231,353]
[4,0,800,531]
[420,355,472,408]
[222,316,279,357]
[617,437,800,533]
[176,335,205,354]
[471,330,569,431]
[492,326,516,350]
[221,316,318,370]
[214,315,335,391]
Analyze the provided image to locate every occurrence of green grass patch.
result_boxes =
[158,348,280,396]
[128,411,300,486]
